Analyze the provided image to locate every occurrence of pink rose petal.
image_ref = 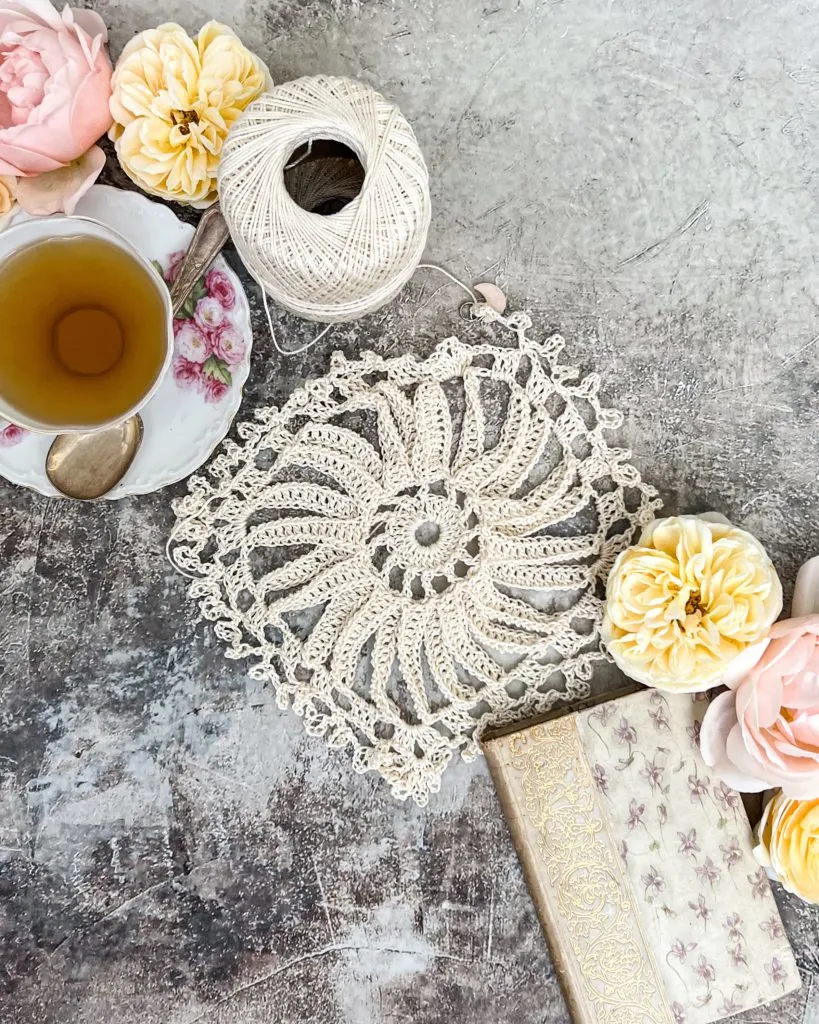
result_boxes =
[757,624,813,674]
[784,674,819,709]
[736,674,783,730]
[777,633,816,677]
[710,610,819,796]
[15,144,105,216]
[720,637,769,688]
[793,557,819,617]
[773,722,819,757]
[700,690,738,765]
[700,692,767,792]
[723,725,772,791]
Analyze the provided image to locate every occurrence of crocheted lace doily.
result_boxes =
[169,309,660,803]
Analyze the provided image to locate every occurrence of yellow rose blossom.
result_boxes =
[755,791,819,903]
[0,174,16,218]
[602,514,782,692]
[109,21,270,207]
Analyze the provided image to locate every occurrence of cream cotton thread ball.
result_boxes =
[217,75,432,323]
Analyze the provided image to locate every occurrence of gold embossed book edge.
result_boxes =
[485,736,586,1023]
[485,718,673,1024]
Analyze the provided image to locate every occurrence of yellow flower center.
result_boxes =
[171,108,200,136]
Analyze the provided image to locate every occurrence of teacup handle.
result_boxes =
[170,203,231,318]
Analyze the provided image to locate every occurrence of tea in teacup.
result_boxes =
[0,232,169,432]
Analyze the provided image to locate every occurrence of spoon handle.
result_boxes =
[169,203,231,318]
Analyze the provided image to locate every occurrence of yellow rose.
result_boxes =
[602,514,781,692]
[0,174,16,217]
[109,22,269,207]
[755,791,819,903]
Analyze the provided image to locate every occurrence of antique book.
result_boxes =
[484,689,800,1024]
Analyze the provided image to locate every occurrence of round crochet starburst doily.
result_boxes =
[170,309,660,803]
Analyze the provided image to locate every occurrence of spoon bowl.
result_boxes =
[46,414,144,500]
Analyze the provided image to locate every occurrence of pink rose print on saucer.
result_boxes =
[165,250,186,283]
[156,251,247,404]
[203,376,230,404]
[205,269,236,310]
[173,356,204,390]
[175,322,209,363]
[194,296,226,334]
[0,419,26,446]
[212,324,248,366]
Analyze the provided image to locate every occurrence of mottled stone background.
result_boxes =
[2,0,819,1021]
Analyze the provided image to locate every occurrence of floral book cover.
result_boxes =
[483,690,800,1024]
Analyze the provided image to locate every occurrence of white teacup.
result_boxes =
[0,215,173,434]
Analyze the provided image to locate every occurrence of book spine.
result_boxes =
[484,737,587,1024]
[484,721,673,1024]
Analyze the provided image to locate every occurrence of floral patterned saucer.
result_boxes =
[0,185,252,499]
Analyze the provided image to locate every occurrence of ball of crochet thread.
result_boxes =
[218,75,431,324]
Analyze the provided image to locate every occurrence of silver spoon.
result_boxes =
[46,414,144,500]
[47,205,230,499]
[169,204,230,318]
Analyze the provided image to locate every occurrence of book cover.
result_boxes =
[483,690,800,1024]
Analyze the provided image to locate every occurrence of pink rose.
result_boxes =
[172,355,203,391]
[194,296,226,334]
[166,250,186,284]
[0,2,113,177]
[174,322,210,364]
[0,421,25,446]
[203,375,229,403]
[701,615,819,796]
[701,557,819,797]
[212,324,247,367]
[205,269,236,310]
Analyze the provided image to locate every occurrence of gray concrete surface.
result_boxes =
[3,0,819,1021]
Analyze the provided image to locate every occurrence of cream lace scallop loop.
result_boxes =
[169,313,660,803]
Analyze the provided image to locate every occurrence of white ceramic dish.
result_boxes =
[0,185,253,499]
